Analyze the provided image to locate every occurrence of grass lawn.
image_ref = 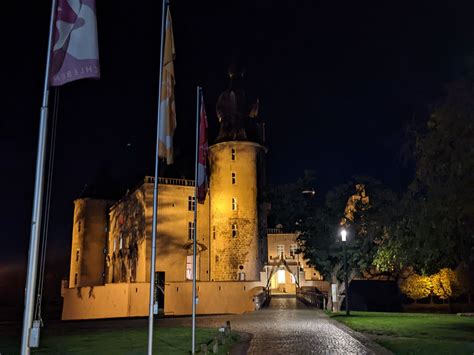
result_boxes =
[0,326,239,354]
[328,311,474,354]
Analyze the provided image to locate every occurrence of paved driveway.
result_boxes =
[158,295,377,354]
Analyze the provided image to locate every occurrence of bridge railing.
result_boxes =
[253,288,269,310]
[296,287,326,309]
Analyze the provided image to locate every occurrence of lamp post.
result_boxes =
[340,228,350,316]
[296,249,300,287]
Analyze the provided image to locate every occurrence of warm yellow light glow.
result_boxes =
[277,269,286,283]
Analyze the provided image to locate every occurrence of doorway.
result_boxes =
[270,268,296,294]
[154,271,165,315]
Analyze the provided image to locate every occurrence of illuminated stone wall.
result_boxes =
[142,179,211,282]
[69,198,110,288]
[107,186,147,283]
[61,281,265,320]
[105,177,210,285]
[209,141,266,281]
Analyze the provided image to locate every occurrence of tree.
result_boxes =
[399,273,432,303]
[266,170,317,231]
[409,80,474,272]
[298,177,399,311]
[431,268,461,300]
[374,80,474,276]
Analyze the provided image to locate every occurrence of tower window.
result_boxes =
[232,224,238,238]
[75,249,80,262]
[232,197,237,211]
[212,225,216,240]
[188,196,196,211]
[78,221,81,232]
[231,148,236,161]
[119,236,123,250]
[113,239,117,252]
[231,172,236,185]
[74,273,78,286]
[188,221,195,240]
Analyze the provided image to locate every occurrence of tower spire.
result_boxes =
[215,65,261,143]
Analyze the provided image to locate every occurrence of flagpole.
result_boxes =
[192,86,201,354]
[148,0,168,353]
[21,1,57,354]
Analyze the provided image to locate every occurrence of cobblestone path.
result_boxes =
[160,295,372,354]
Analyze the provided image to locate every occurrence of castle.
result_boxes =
[61,68,327,320]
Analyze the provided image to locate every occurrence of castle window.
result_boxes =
[231,148,236,161]
[188,196,196,211]
[186,255,200,280]
[232,197,237,211]
[78,222,81,232]
[231,172,236,185]
[188,221,195,240]
[215,255,219,263]
[113,239,117,252]
[119,237,123,250]
[74,273,78,286]
[277,244,284,258]
[290,244,297,258]
[212,226,216,240]
[75,249,80,262]
[232,224,238,238]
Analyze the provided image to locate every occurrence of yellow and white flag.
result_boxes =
[158,8,176,164]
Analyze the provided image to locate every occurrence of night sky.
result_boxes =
[2,0,473,316]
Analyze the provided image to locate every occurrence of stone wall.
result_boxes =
[62,282,149,320]
[164,281,266,316]
[143,181,211,282]
[105,178,211,285]
[62,281,266,320]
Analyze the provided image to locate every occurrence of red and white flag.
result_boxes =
[50,0,100,86]
[197,91,208,204]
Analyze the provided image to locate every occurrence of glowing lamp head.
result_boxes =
[340,229,347,242]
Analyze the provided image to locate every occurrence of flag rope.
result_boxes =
[34,87,60,324]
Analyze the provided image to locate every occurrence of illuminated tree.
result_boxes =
[399,273,432,302]
[431,268,461,300]
[297,177,398,311]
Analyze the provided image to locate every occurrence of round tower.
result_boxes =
[209,65,268,281]
[69,198,110,288]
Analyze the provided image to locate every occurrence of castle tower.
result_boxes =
[209,65,268,281]
[69,198,110,287]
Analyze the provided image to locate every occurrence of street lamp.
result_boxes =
[340,228,350,315]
